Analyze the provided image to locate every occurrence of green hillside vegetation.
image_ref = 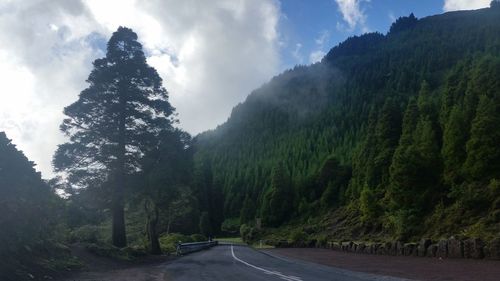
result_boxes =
[194,5,500,242]
[3,3,500,280]
[0,133,79,281]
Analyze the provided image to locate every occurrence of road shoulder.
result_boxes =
[261,248,500,281]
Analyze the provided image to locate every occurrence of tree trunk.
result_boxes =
[149,208,161,255]
[145,200,161,254]
[112,190,127,247]
[112,85,127,248]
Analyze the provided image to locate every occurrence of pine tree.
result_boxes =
[261,163,293,226]
[240,195,256,223]
[53,27,175,247]
[442,105,467,185]
[369,99,402,189]
[464,95,500,180]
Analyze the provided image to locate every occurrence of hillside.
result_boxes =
[193,6,500,242]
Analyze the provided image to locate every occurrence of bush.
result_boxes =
[70,225,100,243]
[221,217,240,234]
[85,242,146,260]
[240,224,258,243]
[190,234,207,242]
[159,233,193,253]
[289,229,307,244]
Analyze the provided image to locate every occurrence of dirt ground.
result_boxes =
[263,248,500,281]
[56,245,171,281]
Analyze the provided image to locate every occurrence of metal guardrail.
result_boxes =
[176,240,218,255]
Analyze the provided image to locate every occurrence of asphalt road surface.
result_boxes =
[163,244,414,281]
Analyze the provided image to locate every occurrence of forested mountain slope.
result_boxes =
[194,5,500,241]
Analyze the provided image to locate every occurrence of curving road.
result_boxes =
[163,244,414,281]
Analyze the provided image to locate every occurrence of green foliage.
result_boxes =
[199,211,212,237]
[190,234,207,242]
[221,217,241,234]
[261,163,293,226]
[240,195,256,224]
[194,8,500,241]
[464,94,500,180]
[159,233,193,253]
[289,229,308,244]
[69,225,101,243]
[85,243,147,261]
[53,27,177,247]
[0,132,67,280]
[389,13,418,35]
[240,224,258,243]
[359,185,378,223]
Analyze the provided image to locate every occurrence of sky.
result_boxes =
[0,0,493,178]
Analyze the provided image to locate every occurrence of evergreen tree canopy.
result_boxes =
[53,26,175,247]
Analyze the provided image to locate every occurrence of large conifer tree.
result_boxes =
[53,27,175,247]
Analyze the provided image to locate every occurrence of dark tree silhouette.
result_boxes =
[53,27,175,247]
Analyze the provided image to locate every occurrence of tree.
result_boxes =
[53,27,175,247]
[0,132,60,279]
[199,212,212,237]
[240,195,256,223]
[139,129,193,254]
[464,95,500,180]
[441,105,467,185]
[261,163,293,226]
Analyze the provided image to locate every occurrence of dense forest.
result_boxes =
[195,4,500,242]
[2,3,500,280]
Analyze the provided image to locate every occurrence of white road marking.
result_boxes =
[230,245,304,281]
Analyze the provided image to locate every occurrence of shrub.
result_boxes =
[159,233,193,253]
[289,229,307,244]
[190,234,207,242]
[70,225,100,243]
[240,224,259,243]
[221,217,240,234]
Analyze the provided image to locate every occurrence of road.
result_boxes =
[163,244,414,281]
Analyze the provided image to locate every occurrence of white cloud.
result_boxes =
[334,0,369,31]
[309,30,329,64]
[309,50,326,63]
[291,43,303,63]
[0,0,280,178]
[443,0,491,11]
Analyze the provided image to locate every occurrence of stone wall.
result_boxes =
[272,236,500,260]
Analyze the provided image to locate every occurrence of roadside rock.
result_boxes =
[397,241,404,256]
[437,240,448,258]
[403,243,417,256]
[417,239,431,257]
[426,244,438,257]
[448,237,464,258]
[464,238,484,259]
[356,243,366,253]
[487,238,500,260]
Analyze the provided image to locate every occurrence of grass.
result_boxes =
[215,237,244,244]
[251,240,275,249]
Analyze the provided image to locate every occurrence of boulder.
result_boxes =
[276,240,290,248]
[464,238,485,259]
[357,243,366,253]
[341,241,353,252]
[364,244,373,254]
[417,239,432,257]
[403,243,416,256]
[426,244,438,257]
[487,238,500,260]
[397,241,405,256]
[437,240,448,258]
[447,237,464,258]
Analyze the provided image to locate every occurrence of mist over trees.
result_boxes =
[2,4,500,280]
[195,6,500,241]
